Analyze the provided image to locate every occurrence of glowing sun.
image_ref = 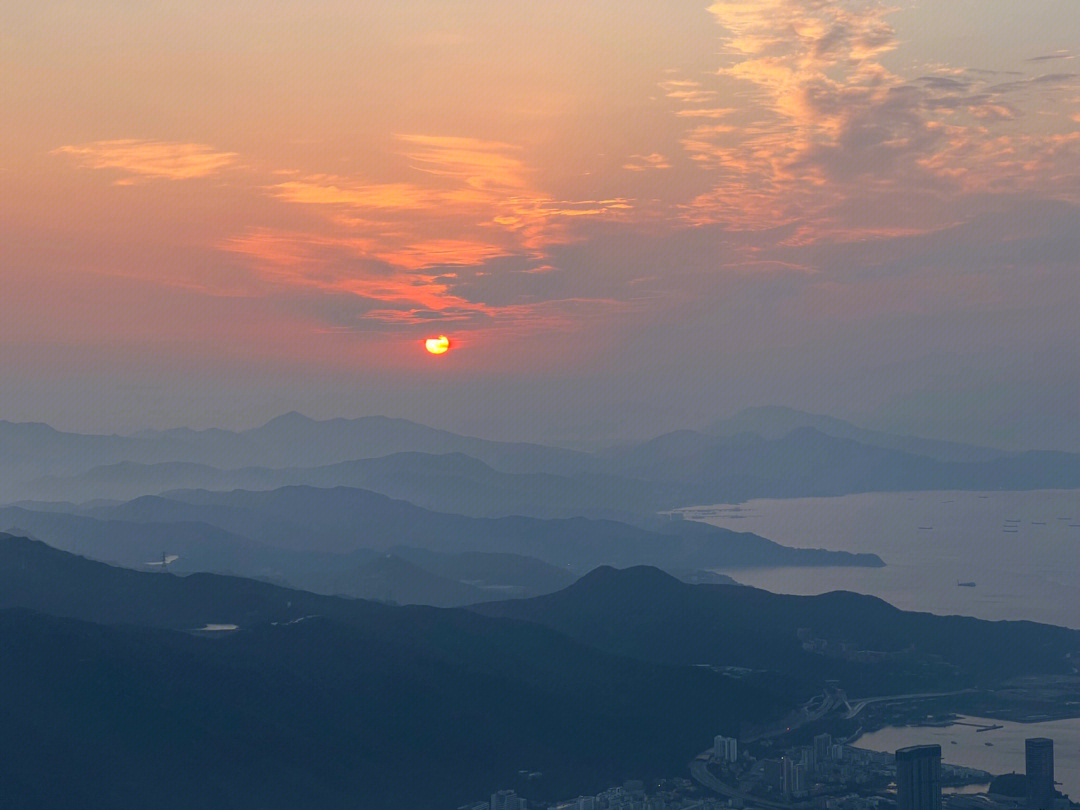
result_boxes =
[424,335,451,355]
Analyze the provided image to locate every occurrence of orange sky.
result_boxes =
[2,0,1079,444]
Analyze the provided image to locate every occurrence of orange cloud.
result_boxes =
[262,135,633,271]
[53,140,237,182]
[660,0,1080,236]
[623,153,672,171]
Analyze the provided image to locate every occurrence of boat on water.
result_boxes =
[957,581,976,587]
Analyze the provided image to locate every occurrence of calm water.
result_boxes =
[688,489,1080,628]
[854,715,1080,796]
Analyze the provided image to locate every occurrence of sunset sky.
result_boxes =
[3,1,1079,447]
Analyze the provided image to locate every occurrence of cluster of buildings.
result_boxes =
[895,738,1065,810]
[459,734,1071,810]
[718,732,860,800]
[460,780,729,810]
[701,729,1074,810]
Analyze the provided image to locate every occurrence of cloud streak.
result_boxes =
[659,0,1080,235]
[53,140,237,182]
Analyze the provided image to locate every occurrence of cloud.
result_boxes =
[623,153,672,171]
[261,135,633,273]
[650,0,1080,236]
[53,140,237,182]
[1026,50,1072,63]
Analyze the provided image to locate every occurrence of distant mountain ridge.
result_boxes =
[0,506,577,606]
[0,484,875,608]
[4,408,1079,515]
[3,485,881,572]
[19,452,675,522]
[703,406,1006,462]
[0,412,591,481]
[599,425,1080,501]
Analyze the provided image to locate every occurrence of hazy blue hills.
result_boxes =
[0,507,579,606]
[0,532,354,628]
[5,409,1079,518]
[389,546,577,595]
[0,534,782,808]
[475,565,1080,695]
[1,486,869,607]
[703,406,1005,462]
[0,412,592,485]
[599,426,1080,501]
[71,485,882,570]
[20,452,676,522]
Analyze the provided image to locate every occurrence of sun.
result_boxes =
[424,335,451,355]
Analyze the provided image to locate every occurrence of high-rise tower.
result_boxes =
[896,745,942,810]
[1026,738,1055,810]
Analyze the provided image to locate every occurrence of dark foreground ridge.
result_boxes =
[0,533,779,809]
[3,534,1079,808]
[474,565,1080,694]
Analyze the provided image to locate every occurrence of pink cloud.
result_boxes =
[53,140,237,182]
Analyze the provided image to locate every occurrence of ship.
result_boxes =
[957,581,976,587]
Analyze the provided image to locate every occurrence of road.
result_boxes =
[690,759,794,810]
[743,692,838,743]
[842,688,978,719]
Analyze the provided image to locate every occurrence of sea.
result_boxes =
[686,489,1080,792]
[854,715,1080,796]
[687,488,1080,629]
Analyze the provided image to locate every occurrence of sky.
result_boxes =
[2,0,1079,448]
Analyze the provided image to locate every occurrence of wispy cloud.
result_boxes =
[661,0,1080,235]
[262,135,632,272]
[216,135,639,330]
[623,153,672,171]
[53,140,237,183]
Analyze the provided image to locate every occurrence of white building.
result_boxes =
[713,735,738,763]
[491,789,526,810]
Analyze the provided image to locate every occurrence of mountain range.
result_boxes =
[3,533,1078,808]
[5,409,1078,520]
[0,485,878,607]
[0,533,781,809]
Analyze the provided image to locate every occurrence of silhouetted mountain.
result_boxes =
[324,553,491,607]
[0,535,783,808]
[0,413,592,486]
[667,569,740,586]
[0,532,358,628]
[235,412,595,473]
[19,452,675,522]
[69,485,882,571]
[0,508,582,606]
[704,406,1004,462]
[6,413,1080,513]
[600,427,1080,501]
[0,505,267,572]
[475,566,1080,694]
[391,546,577,596]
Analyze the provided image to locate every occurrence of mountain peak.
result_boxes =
[259,411,316,428]
[572,564,684,593]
